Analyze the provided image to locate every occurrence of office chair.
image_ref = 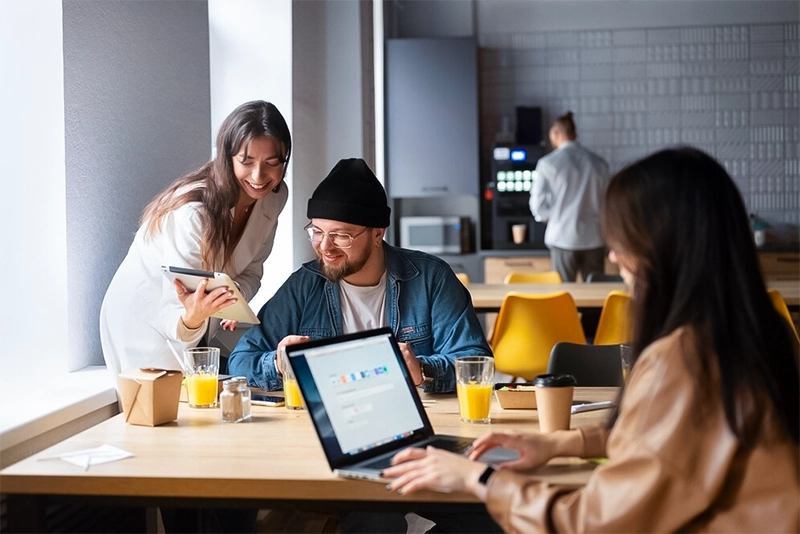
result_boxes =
[585,271,623,283]
[593,290,634,345]
[547,342,624,387]
[768,289,799,342]
[503,271,563,284]
[455,272,471,285]
[490,291,586,382]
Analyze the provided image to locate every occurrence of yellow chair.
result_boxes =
[455,272,471,285]
[503,271,563,284]
[768,289,799,342]
[593,290,634,345]
[490,291,586,382]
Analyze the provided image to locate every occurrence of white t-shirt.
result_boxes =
[339,271,388,334]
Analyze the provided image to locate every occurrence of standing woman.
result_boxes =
[385,147,799,532]
[100,100,291,380]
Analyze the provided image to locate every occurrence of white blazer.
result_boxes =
[99,183,287,379]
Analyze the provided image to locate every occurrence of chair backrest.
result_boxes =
[547,342,624,387]
[593,290,634,345]
[455,272,471,285]
[490,291,586,381]
[503,271,563,284]
[585,271,623,283]
[768,289,799,342]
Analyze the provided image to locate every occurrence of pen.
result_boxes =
[570,401,615,414]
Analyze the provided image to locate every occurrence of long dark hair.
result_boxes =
[602,146,798,448]
[141,100,291,270]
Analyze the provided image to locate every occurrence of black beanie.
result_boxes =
[307,158,391,228]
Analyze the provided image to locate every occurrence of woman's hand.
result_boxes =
[275,335,311,374]
[468,431,566,471]
[220,319,239,331]
[383,446,486,497]
[174,279,237,329]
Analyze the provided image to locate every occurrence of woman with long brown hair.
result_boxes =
[385,147,799,532]
[100,100,291,379]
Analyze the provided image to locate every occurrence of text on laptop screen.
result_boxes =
[301,333,424,455]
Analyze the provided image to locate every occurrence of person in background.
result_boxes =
[229,157,490,394]
[100,100,291,380]
[385,147,799,532]
[529,111,610,282]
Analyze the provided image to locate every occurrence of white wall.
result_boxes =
[292,0,371,266]
[1,0,369,379]
[0,0,68,377]
[209,0,294,311]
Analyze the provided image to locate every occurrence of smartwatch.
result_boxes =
[478,465,496,486]
[417,359,434,388]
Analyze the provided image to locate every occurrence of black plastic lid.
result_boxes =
[533,373,577,387]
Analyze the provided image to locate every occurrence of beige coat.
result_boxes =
[485,327,800,532]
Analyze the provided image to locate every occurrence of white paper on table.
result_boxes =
[39,444,134,470]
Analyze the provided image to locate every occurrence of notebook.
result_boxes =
[286,327,517,481]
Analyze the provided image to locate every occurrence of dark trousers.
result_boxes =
[549,246,606,282]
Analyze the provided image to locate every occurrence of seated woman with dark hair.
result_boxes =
[384,146,799,532]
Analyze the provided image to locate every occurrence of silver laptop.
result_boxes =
[286,327,516,481]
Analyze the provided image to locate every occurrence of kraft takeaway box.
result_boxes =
[118,368,182,426]
[494,383,538,409]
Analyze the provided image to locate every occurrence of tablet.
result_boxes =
[161,265,260,324]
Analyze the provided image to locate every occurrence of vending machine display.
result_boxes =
[488,145,547,250]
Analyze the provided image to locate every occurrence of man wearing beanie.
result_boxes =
[229,158,490,395]
[228,158,495,533]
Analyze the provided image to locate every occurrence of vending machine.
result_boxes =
[488,145,547,250]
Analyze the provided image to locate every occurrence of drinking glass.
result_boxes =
[455,356,495,423]
[183,347,220,408]
[280,348,304,410]
[620,344,634,381]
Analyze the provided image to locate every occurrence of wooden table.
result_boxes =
[0,388,617,532]
[467,280,800,313]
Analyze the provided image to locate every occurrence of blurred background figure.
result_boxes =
[529,111,610,282]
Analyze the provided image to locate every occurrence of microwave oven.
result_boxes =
[399,216,474,254]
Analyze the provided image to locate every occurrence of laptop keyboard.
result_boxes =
[360,438,474,470]
[425,437,474,453]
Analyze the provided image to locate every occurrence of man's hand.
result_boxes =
[398,342,423,386]
[275,335,311,374]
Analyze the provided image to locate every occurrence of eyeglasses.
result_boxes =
[304,223,368,249]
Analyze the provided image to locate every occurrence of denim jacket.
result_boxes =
[228,242,491,392]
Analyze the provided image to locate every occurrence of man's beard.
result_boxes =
[316,246,371,282]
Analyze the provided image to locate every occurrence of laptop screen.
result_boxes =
[287,328,435,469]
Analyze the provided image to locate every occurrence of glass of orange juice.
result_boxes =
[620,344,634,381]
[455,355,495,423]
[280,348,304,410]
[183,347,220,408]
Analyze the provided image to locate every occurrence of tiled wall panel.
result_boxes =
[480,22,800,224]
